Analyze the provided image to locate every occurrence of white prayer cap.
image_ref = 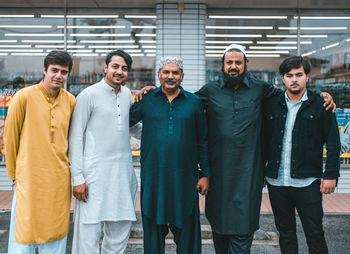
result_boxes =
[224,44,247,57]
[158,56,184,70]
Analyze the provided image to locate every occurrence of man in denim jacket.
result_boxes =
[262,55,340,254]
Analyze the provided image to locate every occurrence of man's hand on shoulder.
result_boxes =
[196,177,210,195]
[320,179,336,194]
[73,183,88,202]
[135,86,157,102]
[320,92,336,113]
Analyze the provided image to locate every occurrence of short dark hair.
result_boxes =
[44,50,73,73]
[105,50,133,71]
[279,55,311,76]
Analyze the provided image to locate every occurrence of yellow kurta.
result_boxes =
[4,81,76,244]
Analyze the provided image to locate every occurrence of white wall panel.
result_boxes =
[156,3,206,92]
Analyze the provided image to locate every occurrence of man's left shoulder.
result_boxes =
[182,89,201,102]
[61,88,76,101]
[247,74,271,88]
[307,90,324,106]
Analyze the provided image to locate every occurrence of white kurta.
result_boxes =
[69,79,141,224]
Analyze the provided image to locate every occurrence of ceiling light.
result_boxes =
[206,50,225,53]
[80,40,135,43]
[250,46,297,49]
[139,40,156,43]
[146,54,156,56]
[257,41,312,44]
[5,33,64,37]
[124,15,156,18]
[206,54,223,57]
[266,35,328,38]
[67,15,119,18]
[40,15,64,18]
[0,25,52,28]
[131,26,156,29]
[294,16,350,20]
[206,34,262,38]
[144,49,156,53]
[0,40,17,43]
[206,46,229,49]
[142,45,156,48]
[11,53,47,56]
[0,15,34,18]
[135,34,156,37]
[301,50,316,57]
[95,49,142,53]
[88,45,138,48]
[67,50,92,53]
[246,50,289,53]
[0,49,43,52]
[246,54,280,57]
[70,34,130,37]
[130,53,144,56]
[279,26,347,30]
[42,15,119,18]
[22,40,76,43]
[206,26,273,29]
[57,25,125,29]
[0,45,31,48]
[73,53,99,56]
[209,16,287,19]
[322,42,339,50]
[34,45,85,48]
[0,53,8,55]
[205,40,253,44]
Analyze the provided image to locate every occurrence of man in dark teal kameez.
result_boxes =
[130,57,210,254]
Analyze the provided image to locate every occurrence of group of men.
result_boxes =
[4,43,340,254]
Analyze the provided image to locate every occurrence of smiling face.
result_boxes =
[282,66,309,96]
[158,63,184,95]
[43,64,69,91]
[104,55,128,87]
[223,50,245,77]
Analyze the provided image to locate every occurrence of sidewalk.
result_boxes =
[1,191,350,213]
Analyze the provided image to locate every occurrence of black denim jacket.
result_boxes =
[262,90,340,180]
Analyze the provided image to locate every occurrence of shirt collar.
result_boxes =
[154,86,187,98]
[284,89,308,104]
[38,80,62,103]
[100,78,122,94]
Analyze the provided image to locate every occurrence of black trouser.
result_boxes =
[267,180,328,254]
[142,206,201,254]
[212,231,254,254]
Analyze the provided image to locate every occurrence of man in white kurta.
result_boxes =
[69,50,141,254]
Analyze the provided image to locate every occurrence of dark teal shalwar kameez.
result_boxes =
[195,73,279,253]
[130,87,209,254]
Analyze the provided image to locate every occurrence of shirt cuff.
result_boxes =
[72,173,85,186]
[200,168,210,178]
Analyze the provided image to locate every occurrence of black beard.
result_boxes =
[223,72,245,88]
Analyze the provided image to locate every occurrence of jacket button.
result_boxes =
[283,115,286,118]
[281,130,284,133]
[310,115,314,119]
[270,116,273,119]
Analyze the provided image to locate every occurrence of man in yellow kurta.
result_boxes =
[4,50,76,254]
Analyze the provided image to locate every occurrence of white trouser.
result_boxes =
[8,190,67,254]
[72,201,132,254]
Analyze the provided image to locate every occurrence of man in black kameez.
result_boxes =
[196,45,279,253]
[130,57,210,254]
